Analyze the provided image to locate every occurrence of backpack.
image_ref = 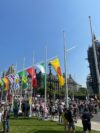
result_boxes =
[64,110,73,122]
[82,112,90,123]
[64,111,68,119]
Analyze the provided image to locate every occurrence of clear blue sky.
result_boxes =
[0,0,100,87]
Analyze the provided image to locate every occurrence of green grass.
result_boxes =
[0,118,99,133]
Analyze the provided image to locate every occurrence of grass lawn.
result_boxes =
[0,118,99,133]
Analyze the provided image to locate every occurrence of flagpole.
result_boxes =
[1,72,3,102]
[12,63,17,112]
[63,31,69,108]
[29,52,34,117]
[4,68,8,103]
[15,63,18,95]
[21,58,25,97]
[19,58,25,112]
[44,46,47,118]
[21,57,25,98]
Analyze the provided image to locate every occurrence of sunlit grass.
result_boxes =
[0,118,99,133]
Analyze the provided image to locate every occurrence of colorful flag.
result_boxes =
[26,67,37,88]
[7,74,14,90]
[7,74,14,85]
[3,77,9,91]
[18,71,28,89]
[14,74,20,89]
[50,58,64,87]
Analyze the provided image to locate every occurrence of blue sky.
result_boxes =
[0,0,100,87]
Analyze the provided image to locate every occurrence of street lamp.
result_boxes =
[63,31,77,108]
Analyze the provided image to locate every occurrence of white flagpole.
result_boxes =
[14,63,18,95]
[44,46,47,118]
[63,31,69,108]
[22,57,25,96]
[1,71,3,102]
[29,52,34,117]
[12,63,17,111]
[19,58,25,111]
[4,68,8,103]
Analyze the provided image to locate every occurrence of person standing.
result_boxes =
[58,103,63,124]
[62,108,68,133]
[2,104,10,133]
[82,108,93,133]
[13,100,19,118]
[66,108,75,133]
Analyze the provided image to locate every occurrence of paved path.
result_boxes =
[92,112,100,122]
[52,117,100,131]
[76,112,100,131]
[76,119,100,132]
[44,112,100,131]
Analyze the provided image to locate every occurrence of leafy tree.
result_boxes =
[74,87,87,96]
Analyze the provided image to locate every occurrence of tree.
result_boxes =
[74,87,87,96]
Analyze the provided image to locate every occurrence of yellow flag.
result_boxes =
[3,77,9,91]
[50,58,64,86]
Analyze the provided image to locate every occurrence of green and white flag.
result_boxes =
[36,63,45,74]
[36,63,46,87]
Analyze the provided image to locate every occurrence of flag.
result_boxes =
[50,58,64,87]
[3,77,9,91]
[18,70,28,89]
[7,74,14,90]
[36,63,45,74]
[0,79,4,87]
[36,63,46,87]
[7,75,14,85]
[14,74,20,89]
[26,67,37,88]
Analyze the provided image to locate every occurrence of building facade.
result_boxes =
[67,74,81,92]
[86,75,93,94]
[87,39,100,94]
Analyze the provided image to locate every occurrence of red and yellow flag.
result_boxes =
[50,58,64,87]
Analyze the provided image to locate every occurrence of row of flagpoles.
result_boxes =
[0,53,65,116]
[0,32,70,115]
[0,57,64,92]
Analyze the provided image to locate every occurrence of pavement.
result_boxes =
[42,112,100,131]
[51,117,100,132]
[76,119,100,132]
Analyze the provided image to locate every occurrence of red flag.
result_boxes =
[26,67,37,88]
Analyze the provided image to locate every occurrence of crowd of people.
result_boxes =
[0,96,100,133]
